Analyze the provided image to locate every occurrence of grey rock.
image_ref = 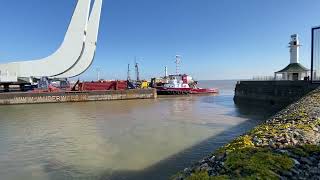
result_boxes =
[292,158,300,165]
[199,163,209,171]
[216,154,225,161]
[310,177,320,180]
[298,175,307,180]
[281,170,293,177]
[309,156,317,163]
[208,170,217,176]
[279,149,289,154]
[301,164,310,172]
[183,168,191,175]
[300,157,313,165]
[279,137,287,143]
[292,138,298,145]
[209,155,215,162]
[269,139,275,145]
[290,168,300,175]
[293,131,300,137]
[253,136,263,145]
[310,167,320,175]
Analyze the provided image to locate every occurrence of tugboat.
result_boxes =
[151,56,218,95]
[152,74,218,95]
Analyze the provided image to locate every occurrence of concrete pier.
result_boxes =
[0,89,157,105]
[234,80,319,109]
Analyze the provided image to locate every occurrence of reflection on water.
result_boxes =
[0,80,275,180]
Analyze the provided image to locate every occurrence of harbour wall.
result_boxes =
[0,89,157,105]
[234,80,319,109]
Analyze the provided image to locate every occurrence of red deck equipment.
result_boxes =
[78,81,128,91]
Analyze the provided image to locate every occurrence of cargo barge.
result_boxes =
[0,89,157,105]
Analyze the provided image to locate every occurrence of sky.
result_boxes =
[1,0,320,80]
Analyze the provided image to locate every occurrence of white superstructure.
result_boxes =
[0,0,103,82]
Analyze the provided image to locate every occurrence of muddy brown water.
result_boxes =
[0,80,275,180]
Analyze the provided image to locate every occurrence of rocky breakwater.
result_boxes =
[174,88,320,180]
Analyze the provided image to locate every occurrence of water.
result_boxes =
[0,80,274,180]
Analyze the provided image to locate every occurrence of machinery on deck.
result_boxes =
[127,62,150,89]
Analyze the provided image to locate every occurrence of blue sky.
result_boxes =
[0,0,320,80]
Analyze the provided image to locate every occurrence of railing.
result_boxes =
[251,76,276,81]
[250,76,311,81]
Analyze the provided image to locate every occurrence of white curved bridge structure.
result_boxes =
[0,0,103,82]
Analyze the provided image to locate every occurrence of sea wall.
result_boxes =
[174,88,320,179]
[0,89,157,105]
[234,80,319,109]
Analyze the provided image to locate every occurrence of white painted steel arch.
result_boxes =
[0,0,91,78]
[54,0,102,78]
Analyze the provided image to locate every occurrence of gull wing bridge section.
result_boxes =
[0,0,103,83]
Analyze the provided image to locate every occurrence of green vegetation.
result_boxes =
[295,123,313,131]
[288,146,308,157]
[210,176,229,180]
[249,123,278,138]
[210,112,320,179]
[287,144,320,157]
[186,171,210,180]
[186,171,229,180]
[294,117,320,131]
[224,148,294,179]
[302,144,320,154]
[216,135,254,154]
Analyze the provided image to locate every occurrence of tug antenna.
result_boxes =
[175,55,182,75]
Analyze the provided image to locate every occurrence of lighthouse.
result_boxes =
[289,34,301,64]
[275,34,309,81]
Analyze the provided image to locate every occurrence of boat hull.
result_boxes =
[156,87,218,95]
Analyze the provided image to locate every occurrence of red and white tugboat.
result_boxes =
[151,56,218,95]
[152,74,218,95]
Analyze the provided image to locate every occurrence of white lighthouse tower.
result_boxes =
[275,34,309,81]
[289,34,301,64]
